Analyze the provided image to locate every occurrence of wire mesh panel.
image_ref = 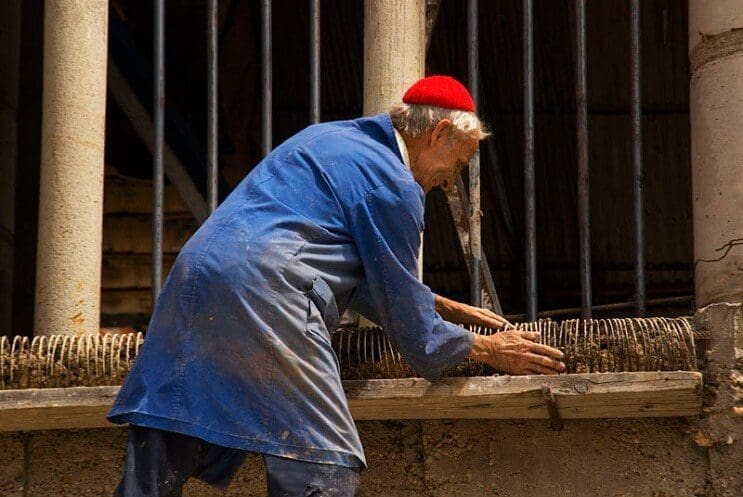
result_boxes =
[0,316,696,389]
[332,317,696,379]
[0,333,144,389]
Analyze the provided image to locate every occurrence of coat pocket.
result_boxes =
[304,276,340,333]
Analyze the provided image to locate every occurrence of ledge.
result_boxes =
[0,372,702,432]
[345,371,703,420]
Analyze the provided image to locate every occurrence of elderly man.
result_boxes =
[109,76,565,497]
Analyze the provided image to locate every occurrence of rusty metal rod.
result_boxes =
[152,0,165,303]
[503,295,693,322]
[575,0,592,319]
[207,0,218,213]
[524,0,537,321]
[468,0,481,308]
[631,0,645,316]
[261,0,272,155]
[310,0,321,124]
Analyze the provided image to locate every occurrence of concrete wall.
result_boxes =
[0,419,708,497]
[0,307,740,496]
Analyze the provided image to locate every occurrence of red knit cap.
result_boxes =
[402,75,475,112]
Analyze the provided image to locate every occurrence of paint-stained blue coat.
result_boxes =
[108,114,473,468]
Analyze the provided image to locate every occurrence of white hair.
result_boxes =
[388,102,490,141]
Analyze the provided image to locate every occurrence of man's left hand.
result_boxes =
[435,295,512,330]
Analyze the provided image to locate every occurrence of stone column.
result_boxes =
[364,0,426,282]
[0,1,21,334]
[689,0,743,307]
[363,0,425,115]
[361,0,425,327]
[35,0,109,336]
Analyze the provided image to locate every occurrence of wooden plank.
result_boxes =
[102,289,152,315]
[104,173,189,215]
[0,386,119,432]
[0,372,701,432]
[346,372,702,420]
[103,214,197,254]
[444,177,502,313]
[102,254,176,289]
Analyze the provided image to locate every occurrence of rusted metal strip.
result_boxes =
[631,0,645,316]
[575,0,592,319]
[207,0,219,213]
[524,0,537,321]
[152,0,165,303]
[261,0,272,155]
[468,0,482,308]
[541,385,564,431]
[309,0,321,124]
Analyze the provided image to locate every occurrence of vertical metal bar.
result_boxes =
[524,0,537,321]
[575,0,592,318]
[261,0,272,155]
[152,0,165,303]
[207,0,218,214]
[631,0,645,316]
[309,0,321,124]
[468,0,482,308]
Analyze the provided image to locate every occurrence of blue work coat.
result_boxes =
[108,114,474,468]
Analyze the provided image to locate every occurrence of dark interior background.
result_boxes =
[12,0,692,332]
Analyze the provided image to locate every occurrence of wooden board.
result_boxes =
[102,214,197,254]
[0,386,120,432]
[104,173,190,215]
[346,371,702,420]
[0,372,702,432]
[102,254,176,289]
[101,289,153,315]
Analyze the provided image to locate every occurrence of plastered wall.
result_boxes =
[0,419,709,497]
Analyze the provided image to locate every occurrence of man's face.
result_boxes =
[411,120,479,193]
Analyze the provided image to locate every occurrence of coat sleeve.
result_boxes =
[346,184,473,380]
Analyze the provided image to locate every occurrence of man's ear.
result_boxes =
[430,119,453,145]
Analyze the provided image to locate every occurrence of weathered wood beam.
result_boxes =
[102,254,176,289]
[104,173,190,215]
[102,289,153,315]
[0,372,702,432]
[102,214,197,254]
[346,372,702,420]
[445,177,502,313]
[0,386,119,432]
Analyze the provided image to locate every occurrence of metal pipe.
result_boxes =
[309,0,321,124]
[468,0,481,308]
[207,0,218,213]
[631,0,645,316]
[575,0,592,319]
[152,0,165,303]
[504,295,693,322]
[523,0,537,321]
[261,0,272,155]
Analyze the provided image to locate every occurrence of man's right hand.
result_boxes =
[469,331,566,375]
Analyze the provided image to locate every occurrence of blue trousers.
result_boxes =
[114,425,362,497]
